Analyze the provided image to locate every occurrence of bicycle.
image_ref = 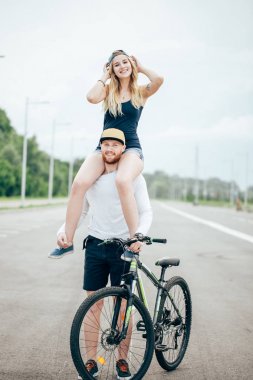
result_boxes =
[70,235,192,379]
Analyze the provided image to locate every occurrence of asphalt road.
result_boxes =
[0,201,252,380]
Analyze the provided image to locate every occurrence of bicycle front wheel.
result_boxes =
[155,276,192,371]
[70,286,154,380]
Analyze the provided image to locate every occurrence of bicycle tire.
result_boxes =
[155,276,192,371]
[70,286,154,380]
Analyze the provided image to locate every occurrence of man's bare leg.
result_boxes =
[117,300,133,360]
[83,291,103,361]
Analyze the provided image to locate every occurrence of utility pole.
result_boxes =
[194,145,199,205]
[183,178,188,201]
[203,179,208,201]
[48,120,56,200]
[21,98,29,205]
[244,153,249,209]
[230,160,234,206]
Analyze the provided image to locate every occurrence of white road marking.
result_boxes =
[159,202,253,245]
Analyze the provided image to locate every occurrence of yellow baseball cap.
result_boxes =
[100,128,125,145]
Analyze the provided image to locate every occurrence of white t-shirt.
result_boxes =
[58,172,152,240]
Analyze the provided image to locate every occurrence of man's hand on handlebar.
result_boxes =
[129,241,143,253]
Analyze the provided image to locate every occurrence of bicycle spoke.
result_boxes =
[155,277,191,371]
[71,288,154,379]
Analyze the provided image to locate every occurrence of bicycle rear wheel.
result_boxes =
[70,286,154,380]
[155,276,192,371]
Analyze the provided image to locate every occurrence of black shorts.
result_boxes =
[83,235,130,291]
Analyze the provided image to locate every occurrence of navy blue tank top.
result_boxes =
[102,100,143,149]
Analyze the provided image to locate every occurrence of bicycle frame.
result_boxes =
[136,261,165,325]
[112,254,183,343]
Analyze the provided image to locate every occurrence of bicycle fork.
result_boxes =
[110,260,138,344]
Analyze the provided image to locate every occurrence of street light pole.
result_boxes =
[48,121,71,200]
[21,98,29,205]
[21,99,50,206]
[48,120,56,200]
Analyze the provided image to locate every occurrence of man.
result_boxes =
[50,128,152,379]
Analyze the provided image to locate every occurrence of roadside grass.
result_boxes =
[156,198,253,212]
[197,199,253,212]
[0,197,67,211]
[0,196,66,201]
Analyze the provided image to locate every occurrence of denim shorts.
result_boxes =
[95,147,144,161]
[124,147,144,161]
[83,235,130,291]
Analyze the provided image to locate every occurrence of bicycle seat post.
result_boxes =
[159,267,166,283]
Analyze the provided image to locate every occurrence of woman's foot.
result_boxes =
[48,245,74,259]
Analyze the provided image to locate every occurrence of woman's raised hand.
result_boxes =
[130,55,143,73]
[103,63,111,81]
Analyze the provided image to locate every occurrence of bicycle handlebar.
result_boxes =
[97,235,167,248]
[152,238,167,244]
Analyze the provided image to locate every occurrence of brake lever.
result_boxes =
[146,238,152,245]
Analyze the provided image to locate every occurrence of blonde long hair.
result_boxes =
[103,55,143,117]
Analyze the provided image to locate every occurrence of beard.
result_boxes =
[102,151,122,164]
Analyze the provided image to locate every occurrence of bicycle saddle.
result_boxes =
[155,257,180,267]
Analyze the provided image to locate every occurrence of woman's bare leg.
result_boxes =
[65,153,104,244]
[116,153,144,237]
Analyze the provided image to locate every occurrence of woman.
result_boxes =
[64,49,163,247]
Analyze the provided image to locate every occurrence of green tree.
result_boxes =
[0,159,16,196]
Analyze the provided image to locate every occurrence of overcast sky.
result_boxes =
[1,0,253,189]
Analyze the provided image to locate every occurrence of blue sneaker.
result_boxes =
[48,245,74,259]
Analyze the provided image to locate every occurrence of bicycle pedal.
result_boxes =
[155,344,167,351]
[136,320,146,331]
[142,333,147,339]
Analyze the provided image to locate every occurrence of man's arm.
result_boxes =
[134,175,153,235]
